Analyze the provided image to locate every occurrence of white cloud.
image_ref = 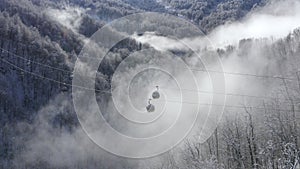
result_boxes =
[45,6,86,33]
[207,0,300,49]
[133,0,300,50]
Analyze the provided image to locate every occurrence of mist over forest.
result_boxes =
[0,0,300,168]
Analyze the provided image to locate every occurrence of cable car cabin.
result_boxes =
[152,86,160,99]
[61,83,68,92]
[146,99,155,113]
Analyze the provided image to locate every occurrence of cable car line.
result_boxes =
[1,48,299,103]
[1,46,298,81]
[0,57,111,94]
[0,47,73,74]
[1,57,299,113]
[164,99,298,112]
[0,56,296,102]
[161,87,291,102]
[0,47,106,79]
[190,68,297,81]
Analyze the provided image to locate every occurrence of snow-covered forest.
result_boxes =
[0,0,300,168]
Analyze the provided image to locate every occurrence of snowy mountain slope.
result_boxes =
[2,0,300,168]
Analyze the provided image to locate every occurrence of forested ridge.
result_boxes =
[1,0,299,168]
[160,0,266,32]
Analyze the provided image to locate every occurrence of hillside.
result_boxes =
[2,0,300,168]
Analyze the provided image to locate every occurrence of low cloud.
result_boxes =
[133,0,300,50]
[206,0,300,49]
[13,0,300,167]
[45,6,86,34]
